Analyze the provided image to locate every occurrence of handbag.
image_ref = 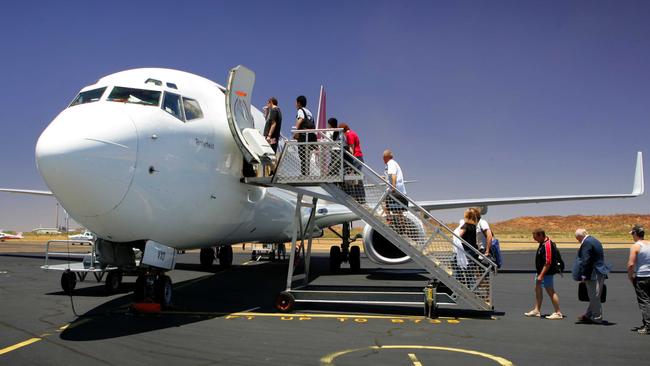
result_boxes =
[578,282,607,303]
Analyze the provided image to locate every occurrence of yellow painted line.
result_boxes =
[320,345,514,366]
[160,310,468,322]
[229,312,461,320]
[408,353,423,366]
[58,324,70,331]
[0,338,41,356]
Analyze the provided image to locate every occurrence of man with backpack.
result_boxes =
[294,95,316,175]
[525,228,564,320]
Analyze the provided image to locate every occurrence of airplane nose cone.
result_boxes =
[36,104,138,217]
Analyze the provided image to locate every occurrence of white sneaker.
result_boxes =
[545,312,563,320]
[524,310,541,317]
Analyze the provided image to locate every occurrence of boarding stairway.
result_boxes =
[247,129,497,311]
[223,65,495,311]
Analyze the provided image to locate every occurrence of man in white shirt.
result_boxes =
[294,95,315,175]
[383,150,408,230]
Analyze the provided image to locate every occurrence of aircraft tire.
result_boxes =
[155,275,173,308]
[329,246,341,273]
[200,248,215,268]
[134,274,147,303]
[61,270,76,294]
[105,270,122,294]
[275,291,295,313]
[219,245,233,268]
[349,245,361,273]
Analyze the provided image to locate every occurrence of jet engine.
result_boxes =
[361,212,426,265]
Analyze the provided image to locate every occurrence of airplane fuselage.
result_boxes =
[36,68,299,249]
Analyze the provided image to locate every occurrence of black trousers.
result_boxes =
[299,145,311,176]
[634,277,650,327]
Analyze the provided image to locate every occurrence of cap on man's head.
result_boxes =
[630,224,645,236]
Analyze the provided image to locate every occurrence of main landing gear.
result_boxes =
[199,245,233,269]
[328,222,361,273]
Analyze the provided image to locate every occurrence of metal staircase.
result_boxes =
[266,129,497,311]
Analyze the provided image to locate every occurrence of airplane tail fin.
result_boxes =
[632,151,644,196]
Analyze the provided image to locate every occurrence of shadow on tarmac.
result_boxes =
[59,256,498,341]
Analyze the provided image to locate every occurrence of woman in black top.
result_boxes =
[460,209,479,258]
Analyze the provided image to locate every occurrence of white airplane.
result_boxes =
[0,231,24,241]
[0,66,644,305]
[68,230,95,242]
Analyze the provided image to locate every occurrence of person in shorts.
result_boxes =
[525,228,563,320]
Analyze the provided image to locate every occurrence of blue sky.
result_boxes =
[1,0,649,231]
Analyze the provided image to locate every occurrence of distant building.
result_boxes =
[32,228,61,235]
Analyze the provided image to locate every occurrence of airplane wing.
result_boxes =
[0,188,54,196]
[314,152,643,225]
[416,151,644,211]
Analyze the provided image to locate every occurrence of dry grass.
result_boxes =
[3,214,646,253]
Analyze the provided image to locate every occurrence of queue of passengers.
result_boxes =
[263,95,650,335]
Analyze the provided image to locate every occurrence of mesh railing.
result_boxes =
[327,153,496,306]
[274,129,355,184]
[271,133,495,307]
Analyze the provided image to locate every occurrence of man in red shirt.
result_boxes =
[340,123,364,163]
[339,123,365,203]
[525,228,563,319]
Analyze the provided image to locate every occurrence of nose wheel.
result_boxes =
[133,272,173,310]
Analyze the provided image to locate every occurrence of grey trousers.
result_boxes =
[633,277,650,327]
[585,272,605,320]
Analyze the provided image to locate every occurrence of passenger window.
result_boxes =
[162,92,184,121]
[69,87,107,107]
[183,97,204,121]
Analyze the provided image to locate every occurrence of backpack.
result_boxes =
[489,238,503,269]
[550,240,565,275]
[479,222,502,269]
[299,108,317,142]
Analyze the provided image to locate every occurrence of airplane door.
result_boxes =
[225,65,275,166]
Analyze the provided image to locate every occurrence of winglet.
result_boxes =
[632,151,644,196]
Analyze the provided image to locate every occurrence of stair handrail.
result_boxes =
[340,150,498,271]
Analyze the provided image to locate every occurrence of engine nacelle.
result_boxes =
[361,212,426,265]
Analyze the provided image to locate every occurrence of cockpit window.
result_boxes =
[183,97,203,121]
[145,78,162,86]
[107,87,161,106]
[162,92,183,121]
[69,87,107,107]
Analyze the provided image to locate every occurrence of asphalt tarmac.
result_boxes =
[0,248,648,365]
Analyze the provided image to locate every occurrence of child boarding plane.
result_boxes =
[0,65,644,306]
